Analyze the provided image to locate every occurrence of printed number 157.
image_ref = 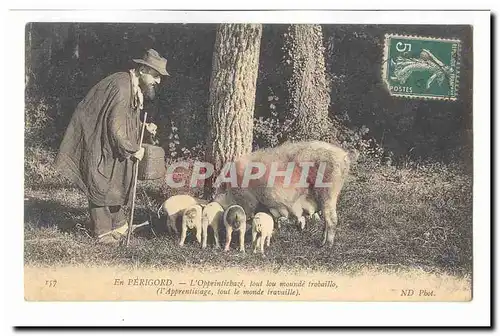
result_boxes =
[396,42,412,52]
[45,280,57,287]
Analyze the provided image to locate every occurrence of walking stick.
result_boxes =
[125,112,148,247]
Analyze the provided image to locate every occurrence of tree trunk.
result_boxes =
[204,24,263,199]
[282,24,334,142]
[25,23,33,88]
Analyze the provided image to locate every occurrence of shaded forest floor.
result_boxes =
[24,147,473,278]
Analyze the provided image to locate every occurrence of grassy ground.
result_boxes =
[24,147,473,277]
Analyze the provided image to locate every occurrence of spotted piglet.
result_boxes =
[179,204,203,247]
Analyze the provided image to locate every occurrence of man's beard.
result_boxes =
[140,83,156,101]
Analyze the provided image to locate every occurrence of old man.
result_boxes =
[54,49,170,245]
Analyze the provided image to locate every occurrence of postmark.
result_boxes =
[383,34,461,100]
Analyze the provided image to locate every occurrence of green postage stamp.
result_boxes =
[383,34,461,100]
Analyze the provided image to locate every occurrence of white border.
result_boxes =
[3,10,491,328]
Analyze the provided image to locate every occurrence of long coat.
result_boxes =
[54,72,141,206]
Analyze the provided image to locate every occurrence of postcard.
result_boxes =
[8,9,491,327]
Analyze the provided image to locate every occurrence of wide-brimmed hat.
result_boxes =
[133,49,170,76]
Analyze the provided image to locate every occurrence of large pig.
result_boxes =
[214,141,352,247]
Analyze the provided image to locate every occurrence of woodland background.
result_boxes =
[25,23,473,171]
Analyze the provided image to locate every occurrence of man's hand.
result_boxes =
[145,122,157,136]
[132,147,145,161]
